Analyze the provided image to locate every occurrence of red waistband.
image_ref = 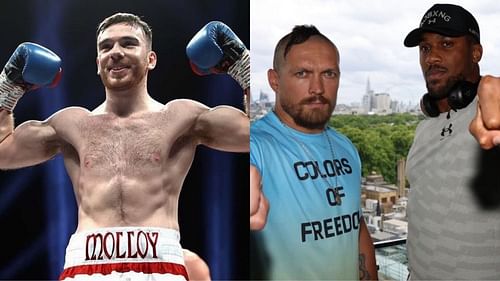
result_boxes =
[59,261,188,280]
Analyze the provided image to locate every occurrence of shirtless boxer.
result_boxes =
[0,13,249,280]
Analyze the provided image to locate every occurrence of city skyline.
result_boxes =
[253,77,420,116]
[250,0,500,105]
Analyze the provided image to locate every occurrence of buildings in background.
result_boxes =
[361,171,408,241]
[250,78,422,120]
[362,171,410,281]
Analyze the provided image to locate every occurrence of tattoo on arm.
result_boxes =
[359,253,371,280]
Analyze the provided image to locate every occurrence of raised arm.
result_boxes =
[0,42,62,169]
[195,104,249,152]
[186,21,250,152]
[0,111,60,169]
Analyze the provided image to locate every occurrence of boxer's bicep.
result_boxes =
[195,105,249,152]
[0,118,60,169]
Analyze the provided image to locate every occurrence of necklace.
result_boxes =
[275,113,343,206]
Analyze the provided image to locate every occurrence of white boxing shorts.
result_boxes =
[59,227,188,280]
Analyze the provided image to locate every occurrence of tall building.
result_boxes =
[362,78,393,114]
[362,77,374,113]
[373,93,391,114]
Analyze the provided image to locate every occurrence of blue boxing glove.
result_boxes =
[0,42,62,112]
[186,21,249,89]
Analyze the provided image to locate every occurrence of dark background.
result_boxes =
[0,0,249,279]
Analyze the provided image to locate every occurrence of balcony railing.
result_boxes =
[374,238,408,281]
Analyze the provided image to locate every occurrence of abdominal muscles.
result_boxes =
[74,115,187,230]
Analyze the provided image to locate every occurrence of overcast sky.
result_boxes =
[250,0,500,106]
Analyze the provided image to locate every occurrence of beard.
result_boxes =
[100,64,148,92]
[280,95,334,130]
[425,68,464,100]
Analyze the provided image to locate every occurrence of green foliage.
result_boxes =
[330,113,423,184]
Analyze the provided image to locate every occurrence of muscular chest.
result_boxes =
[77,115,169,171]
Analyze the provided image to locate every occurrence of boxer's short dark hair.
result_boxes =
[97,13,153,50]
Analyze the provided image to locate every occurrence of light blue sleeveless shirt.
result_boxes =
[250,111,362,280]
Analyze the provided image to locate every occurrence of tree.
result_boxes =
[330,113,421,184]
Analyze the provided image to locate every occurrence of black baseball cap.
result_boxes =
[404,4,480,47]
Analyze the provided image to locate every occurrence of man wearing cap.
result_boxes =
[403,3,500,280]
